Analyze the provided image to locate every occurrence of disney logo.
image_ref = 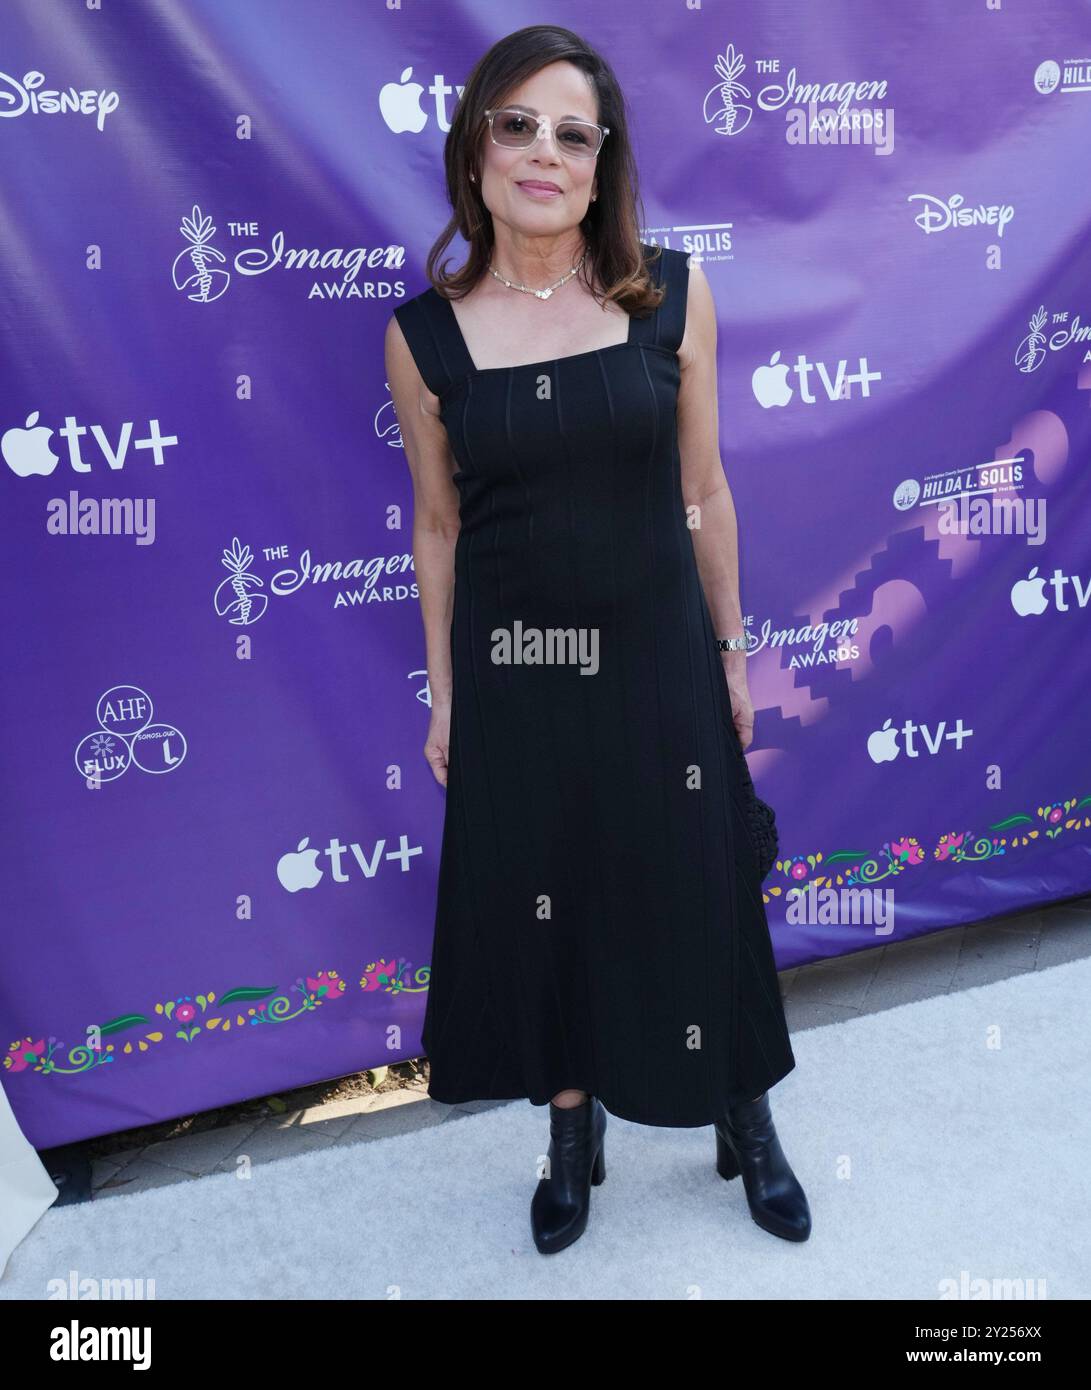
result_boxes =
[908,193,1014,238]
[0,69,120,131]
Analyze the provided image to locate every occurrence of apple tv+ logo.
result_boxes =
[378,66,463,135]
[1010,565,1091,617]
[867,717,973,764]
[277,834,423,892]
[3,410,178,477]
[751,350,882,408]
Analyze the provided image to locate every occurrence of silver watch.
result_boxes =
[716,636,748,652]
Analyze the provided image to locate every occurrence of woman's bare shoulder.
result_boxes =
[679,257,716,371]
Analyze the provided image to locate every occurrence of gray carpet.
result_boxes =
[2,957,1087,1300]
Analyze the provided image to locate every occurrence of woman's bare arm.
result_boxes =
[674,260,755,748]
[384,314,461,779]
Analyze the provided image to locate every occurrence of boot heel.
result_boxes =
[715,1129,741,1180]
[531,1096,608,1254]
[714,1095,812,1242]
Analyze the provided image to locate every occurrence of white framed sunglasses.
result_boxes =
[483,106,609,159]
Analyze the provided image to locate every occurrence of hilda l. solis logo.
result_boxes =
[1033,58,1091,97]
[75,686,188,784]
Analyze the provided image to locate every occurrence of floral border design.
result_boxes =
[763,795,1091,902]
[8,793,1090,1079]
[5,959,429,1080]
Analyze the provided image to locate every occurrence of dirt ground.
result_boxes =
[84,1058,429,1160]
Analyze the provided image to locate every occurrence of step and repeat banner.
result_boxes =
[2,0,1089,1147]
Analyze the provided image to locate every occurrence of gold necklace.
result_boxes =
[487,251,587,300]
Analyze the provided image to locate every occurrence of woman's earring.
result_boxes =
[470,172,476,182]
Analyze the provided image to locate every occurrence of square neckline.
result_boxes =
[436,287,635,376]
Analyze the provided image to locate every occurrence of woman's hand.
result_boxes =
[424,703,451,786]
[724,668,755,752]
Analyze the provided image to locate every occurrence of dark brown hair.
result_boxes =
[424,25,664,317]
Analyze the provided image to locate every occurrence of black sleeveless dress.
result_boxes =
[393,242,796,1127]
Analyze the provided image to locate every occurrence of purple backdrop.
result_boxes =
[2,0,1089,1148]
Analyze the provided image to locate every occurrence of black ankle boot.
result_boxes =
[530,1095,607,1254]
[714,1091,811,1242]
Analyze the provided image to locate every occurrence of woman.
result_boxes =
[386,24,810,1255]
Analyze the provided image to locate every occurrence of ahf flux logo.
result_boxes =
[75,686,188,783]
